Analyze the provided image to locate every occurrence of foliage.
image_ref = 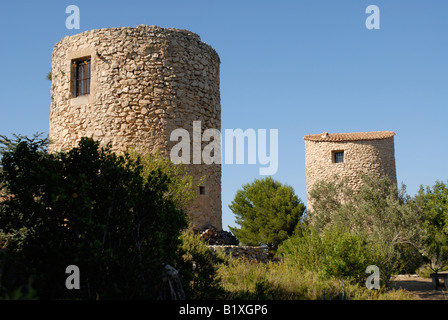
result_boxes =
[0,277,38,300]
[0,133,48,158]
[306,174,426,282]
[217,259,413,300]
[308,174,425,248]
[393,243,425,275]
[0,136,188,299]
[415,180,448,273]
[128,149,202,212]
[175,228,228,299]
[229,177,306,251]
[279,225,389,286]
[0,228,28,251]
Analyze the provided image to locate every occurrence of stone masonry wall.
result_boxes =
[304,134,396,211]
[208,245,270,263]
[49,25,222,230]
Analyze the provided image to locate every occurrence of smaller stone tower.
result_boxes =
[303,131,397,211]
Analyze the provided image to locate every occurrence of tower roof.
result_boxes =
[303,131,396,142]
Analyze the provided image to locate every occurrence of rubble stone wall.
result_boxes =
[208,245,270,263]
[49,25,222,229]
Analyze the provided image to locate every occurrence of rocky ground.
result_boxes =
[391,274,448,300]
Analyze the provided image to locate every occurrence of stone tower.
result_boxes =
[303,131,397,211]
[49,25,222,230]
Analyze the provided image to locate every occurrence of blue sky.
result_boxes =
[0,0,447,230]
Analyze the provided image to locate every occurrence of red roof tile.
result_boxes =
[303,131,396,142]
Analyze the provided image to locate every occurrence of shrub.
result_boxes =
[128,149,202,212]
[279,225,387,286]
[175,228,227,299]
[217,258,413,300]
[0,136,188,299]
[305,174,426,284]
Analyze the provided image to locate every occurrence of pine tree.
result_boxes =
[229,177,305,251]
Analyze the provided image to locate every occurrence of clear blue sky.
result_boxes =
[1,0,447,230]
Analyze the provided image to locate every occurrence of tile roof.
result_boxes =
[303,131,396,142]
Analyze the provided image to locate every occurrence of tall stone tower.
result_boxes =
[303,131,397,211]
[49,25,222,230]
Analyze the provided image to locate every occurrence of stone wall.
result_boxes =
[303,131,397,211]
[208,245,270,263]
[49,25,222,230]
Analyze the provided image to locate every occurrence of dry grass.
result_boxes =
[217,259,414,300]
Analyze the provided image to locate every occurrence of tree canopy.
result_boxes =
[416,180,448,272]
[300,174,427,284]
[229,177,305,250]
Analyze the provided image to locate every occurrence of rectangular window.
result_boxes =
[199,186,206,195]
[333,151,344,163]
[73,58,91,97]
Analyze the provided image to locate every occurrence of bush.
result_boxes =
[128,149,202,212]
[279,225,388,286]
[0,136,188,299]
[217,258,413,300]
[305,174,426,284]
[175,228,227,299]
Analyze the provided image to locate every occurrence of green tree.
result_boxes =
[308,174,425,250]
[0,136,188,299]
[229,177,306,251]
[306,174,426,284]
[416,180,448,273]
